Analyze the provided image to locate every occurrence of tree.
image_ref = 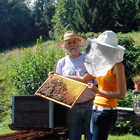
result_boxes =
[115,0,140,33]
[70,0,140,33]
[11,1,35,43]
[70,0,117,33]
[32,0,48,39]
[0,0,35,48]
[70,0,97,33]
[43,0,56,39]
[51,0,75,40]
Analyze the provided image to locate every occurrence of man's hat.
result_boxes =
[58,31,86,48]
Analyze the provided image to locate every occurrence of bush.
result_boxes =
[117,33,140,89]
[111,121,140,136]
[117,89,135,108]
[78,32,101,39]
[10,36,65,95]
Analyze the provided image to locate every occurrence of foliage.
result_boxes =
[1,0,140,49]
[117,33,140,89]
[111,121,140,136]
[117,90,135,108]
[78,31,100,39]
[43,0,56,39]
[70,0,140,33]
[9,36,64,95]
[51,0,75,40]
[32,0,47,39]
[32,0,56,40]
[115,0,140,33]
[131,73,140,81]
[70,0,96,32]
[70,0,117,33]
[0,0,35,47]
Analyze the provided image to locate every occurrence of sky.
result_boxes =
[31,0,35,5]
[30,0,37,6]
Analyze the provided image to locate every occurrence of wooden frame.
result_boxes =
[35,74,88,109]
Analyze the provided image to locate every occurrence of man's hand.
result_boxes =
[48,71,61,77]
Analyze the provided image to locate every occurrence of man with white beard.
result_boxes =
[49,31,97,140]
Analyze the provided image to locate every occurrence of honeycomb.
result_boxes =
[37,78,74,105]
[35,74,87,108]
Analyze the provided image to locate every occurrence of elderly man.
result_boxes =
[49,31,97,140]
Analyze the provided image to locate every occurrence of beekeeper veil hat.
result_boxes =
[84,30,125,77]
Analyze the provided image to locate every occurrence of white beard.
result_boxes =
[66,46,80,57]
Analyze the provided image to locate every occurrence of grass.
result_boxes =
[129,31,140,46]
[108,134,140,140]
[77,134,140,140]
[0,111,13,135]
[0,31,140,139]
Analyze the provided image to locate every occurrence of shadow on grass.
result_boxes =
[0,41,36,53]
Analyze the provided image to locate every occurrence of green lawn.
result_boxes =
[0,111,13,135]
[108,134,140,140]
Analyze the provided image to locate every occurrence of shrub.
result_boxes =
[78,32,101,39]
[111,121,140,136]
[117,33,140,89]
[10,36,65,95]
[117,89,135,108]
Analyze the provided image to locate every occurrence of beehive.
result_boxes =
[35,74,88,109]
[9,95,67,131]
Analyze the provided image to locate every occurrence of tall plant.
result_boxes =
[51,0,75,40]
[10,36,63,95]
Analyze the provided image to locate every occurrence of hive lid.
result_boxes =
[35,74,88,109]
